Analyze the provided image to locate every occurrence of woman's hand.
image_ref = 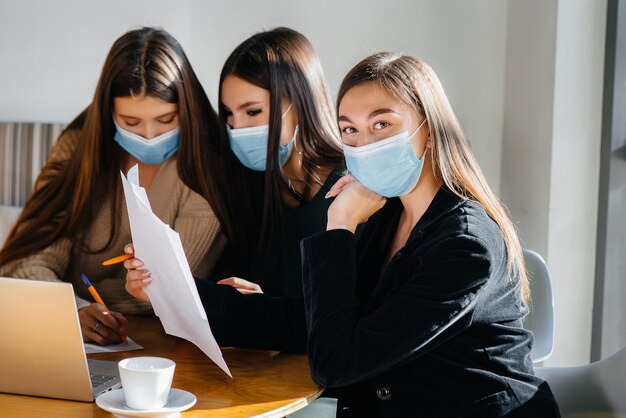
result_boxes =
[78,303,127,345]
[122,244,152,302]
[325,174,386,232]
[217,277,263,294]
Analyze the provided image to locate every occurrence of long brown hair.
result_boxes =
[337,52,530,302]
[0,27,223,266]
[215,27,343,253]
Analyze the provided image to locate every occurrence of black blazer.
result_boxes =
[300,188,560,417]
[196,188,560,417]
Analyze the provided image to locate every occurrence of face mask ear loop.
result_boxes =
[407,118,429,160]
[281,103,294,119]
[419,146,428,160]
[281,103,298,151]
[408,117,428,140]
[284,123,299,151]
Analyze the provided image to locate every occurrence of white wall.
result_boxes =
[598,0,626,360]
[0,0,508,190]
[501,0,607,366]
[548,0,606,366]
[501,0,557,260]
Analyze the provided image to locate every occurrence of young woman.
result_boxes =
[208,27,344,297]
[297,53,561,417]
[0,27,225,346]
[126,52,560,417]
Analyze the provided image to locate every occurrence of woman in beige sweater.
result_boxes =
[0,27,225,345]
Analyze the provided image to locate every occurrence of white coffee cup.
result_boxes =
[118,357,176,410]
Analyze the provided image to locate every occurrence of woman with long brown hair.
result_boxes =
[127,52,561,416]
[207,27,344,296]
[0,27,225,345]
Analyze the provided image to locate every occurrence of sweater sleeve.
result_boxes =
[173,186,226,280]
[0,237,90,309]
[300,228,494,387]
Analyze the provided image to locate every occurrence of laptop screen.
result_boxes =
[0,277,119,401]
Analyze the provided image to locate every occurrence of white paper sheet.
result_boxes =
[84,337,143,354]
[120,168,231,377]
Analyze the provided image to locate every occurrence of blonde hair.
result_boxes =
[337,52,529,302]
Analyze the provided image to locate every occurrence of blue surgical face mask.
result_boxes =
[343,119,428,198]
[227,103,296,171]
[113,119,180,164]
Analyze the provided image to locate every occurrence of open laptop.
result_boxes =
[0,277,121,402]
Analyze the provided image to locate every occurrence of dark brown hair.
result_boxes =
[215,27,343,253]
[0,27,223,266]
[337,52,529,302]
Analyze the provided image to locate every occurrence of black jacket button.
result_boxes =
[376,386,392,400]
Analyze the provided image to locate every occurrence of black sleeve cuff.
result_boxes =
[300,229,359,334]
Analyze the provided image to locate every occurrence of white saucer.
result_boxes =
[95,388,197,418]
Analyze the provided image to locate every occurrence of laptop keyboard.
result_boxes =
[90,373,117,388]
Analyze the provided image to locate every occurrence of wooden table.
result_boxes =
[0,316,322,417]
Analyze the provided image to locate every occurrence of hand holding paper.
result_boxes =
[120,166,230,377]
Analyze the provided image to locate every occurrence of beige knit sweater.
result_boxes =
[0,129,225,314]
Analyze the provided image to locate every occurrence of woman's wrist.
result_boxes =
[326,219,357,233]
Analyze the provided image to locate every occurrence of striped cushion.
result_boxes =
[0,205,22,245]
[0,123,64,207]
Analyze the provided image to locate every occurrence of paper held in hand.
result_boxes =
[120,165,231,377]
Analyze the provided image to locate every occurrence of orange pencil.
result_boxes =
[81,273,128,344]
[102,253,133,266]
